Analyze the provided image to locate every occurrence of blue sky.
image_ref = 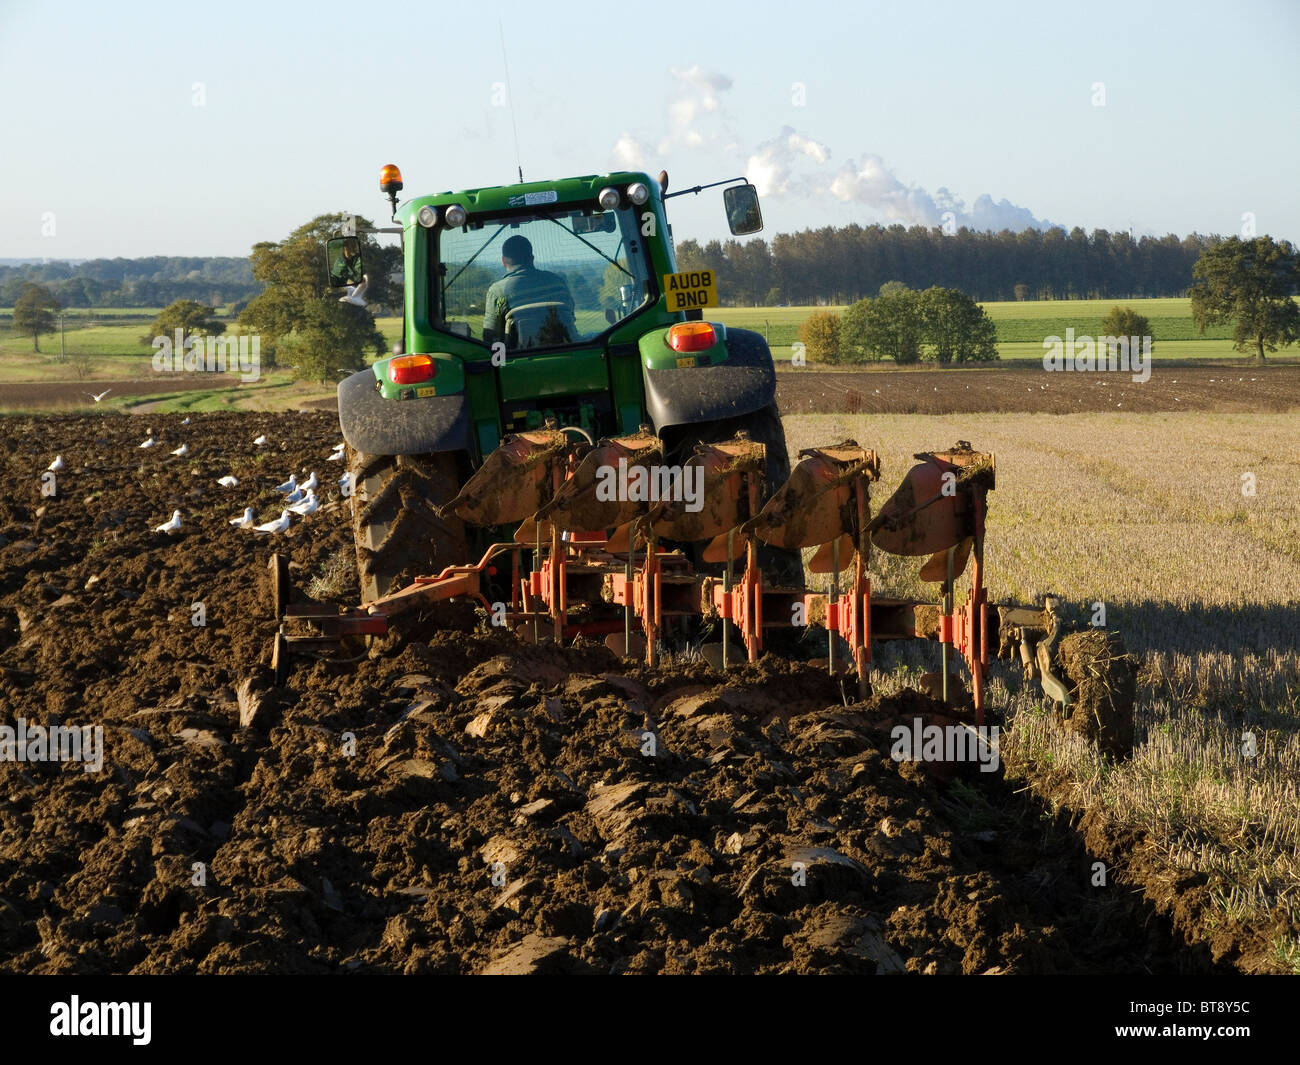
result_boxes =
[1,0,1297,259]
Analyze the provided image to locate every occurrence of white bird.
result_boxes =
[327,448,345,461]
[139,437,157,449]
[339,275,369,307]
[47,455,64,471]
[85,389,112,403]
[338,472,352,491]
[228,506,255,528]
[253,434,268,446]
[274,474,297,494]
[301,471,318,492]
[181,417,191,425]
[289,491,318,516]
[154,510,182,535]
[170,443,189,457]
[217,475,239,488]
[253,510,292,535]
[285,487,305,505]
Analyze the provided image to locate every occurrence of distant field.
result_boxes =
[0,307,164,318]
[0,296,1292,405]
[715,298,1299,362]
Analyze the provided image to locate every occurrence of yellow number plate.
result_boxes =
[662,270,717,311]
[416,386,438,397]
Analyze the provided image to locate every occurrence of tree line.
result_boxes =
[0,256,261,309]
[0,225,1242,313]
[676,225,1222,306]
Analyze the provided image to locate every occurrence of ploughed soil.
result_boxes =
[216,363,1300,418]
[775,363,1300,414]
[0,413,1227,974]
[0,375,250,409]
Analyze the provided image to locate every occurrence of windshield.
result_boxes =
[431,204,655,350]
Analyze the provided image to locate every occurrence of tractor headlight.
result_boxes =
[416,205,438,228]
[626,182,650,205]
[444,204,468,227]
[597,186,621,210]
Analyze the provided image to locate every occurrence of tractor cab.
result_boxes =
[329,168,767,458]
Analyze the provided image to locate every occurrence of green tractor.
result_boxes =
[329,164,796,603]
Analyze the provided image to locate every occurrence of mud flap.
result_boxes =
[644,326,776,431]
[338,369,473,457]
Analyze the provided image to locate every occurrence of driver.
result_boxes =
[331,238,362,285]
[482,235,576,346]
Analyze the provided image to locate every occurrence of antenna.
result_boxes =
[499,21,523,183]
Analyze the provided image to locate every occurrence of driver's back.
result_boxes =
[490,265,577,348]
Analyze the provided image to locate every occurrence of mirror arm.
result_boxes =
[663,176,750,200]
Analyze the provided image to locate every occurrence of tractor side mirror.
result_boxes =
[724,184,763,236]
[326,236,364,287]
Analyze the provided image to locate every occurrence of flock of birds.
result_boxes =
[46,434,349,539]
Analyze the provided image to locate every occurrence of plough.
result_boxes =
[270,429,1079,724]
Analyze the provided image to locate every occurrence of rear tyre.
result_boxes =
[347,447,468,604]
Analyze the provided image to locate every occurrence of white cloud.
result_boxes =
[611,133,653,171]
[746,126,831,197]
[830,154,1053,231]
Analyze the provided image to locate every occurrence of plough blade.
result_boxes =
[442,429,568,525]
[513,515,556,545]
[653,437,766,543]
[871,442,994,557]
[743,441,879,549]
[535,430,662,531]
[919,536,974,582]
[807,533,856,573]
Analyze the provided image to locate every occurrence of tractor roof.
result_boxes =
[395,171,655,224]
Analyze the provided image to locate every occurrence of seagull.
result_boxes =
[338,472,352,491]
[253,510,292,535]
[327,442,345,461]
[301,471,318,492]
[285,487,305,505]
[253,434,268,446]
[339,275,369,307]
[47,455,64,471]
[217,475,239,488]
[181,417,191,425]
[274,474,297,494]
[154,510,182,535]
[288,491,318,516]
[170,443,189,457]
[228,506,255,528]
[139,437,158,449]
[85,389,112,403]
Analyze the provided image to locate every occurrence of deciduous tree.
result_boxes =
[12,283,60,353]
[1190,237,1300,361]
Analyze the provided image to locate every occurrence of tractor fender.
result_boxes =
[337,367,473,457]
[641,326,776,432]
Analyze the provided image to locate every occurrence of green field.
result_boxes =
[713,298,1290,362]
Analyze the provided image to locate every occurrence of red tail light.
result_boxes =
[668,322,716,352]
[389,354,435,384]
